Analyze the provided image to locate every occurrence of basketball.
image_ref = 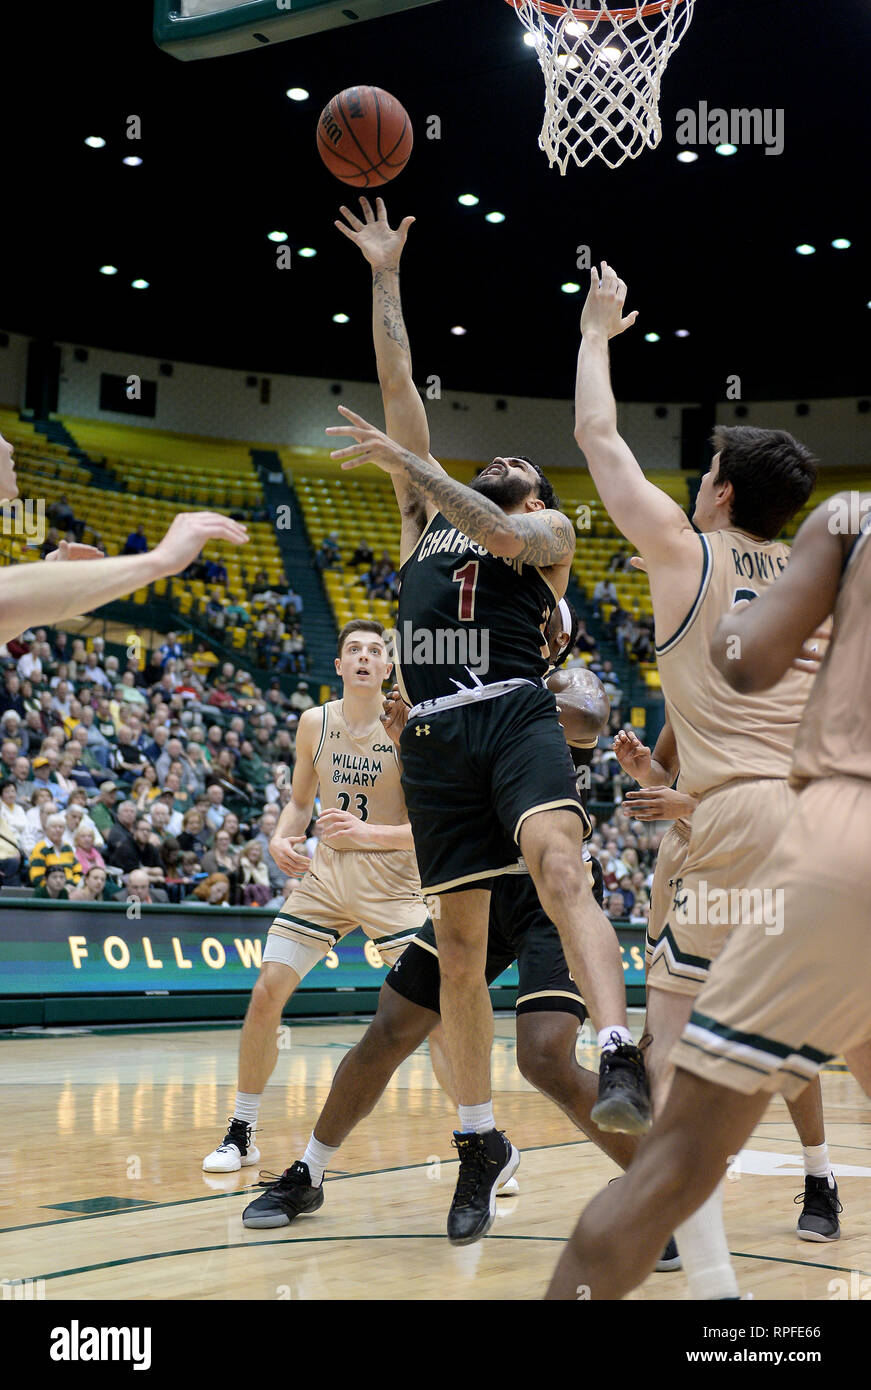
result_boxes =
[547,668,610,747]
[317,86,413,188]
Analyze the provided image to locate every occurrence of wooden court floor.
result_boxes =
[1,1014,869,1301]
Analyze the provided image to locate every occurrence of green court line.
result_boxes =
[0,1139,592,1236]
[31,1238,871,1289]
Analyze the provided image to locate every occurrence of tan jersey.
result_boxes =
[791,521,871,787]
[312,700,408,825]
[657,530,813,799]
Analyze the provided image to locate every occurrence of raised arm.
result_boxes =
[335,198,443,559]
[711,498,851,693]
[0,512,247,649]
[574,265,696,564]
[327,407,576,568]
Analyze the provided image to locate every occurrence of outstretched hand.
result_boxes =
[152,512,249,577]
[581,261,639,340]
[327,406,412,475]
[335,196,415,270]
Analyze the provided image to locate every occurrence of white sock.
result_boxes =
[458,1101,495,1134]
[598,1025,633,1054]
[803,1142,834,1184]
[303,1133,339,1187]
[674,1182,739,1300]
[233,1091,261,1128]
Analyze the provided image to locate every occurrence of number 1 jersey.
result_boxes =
[395,510,558,707]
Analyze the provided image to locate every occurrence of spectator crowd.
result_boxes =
[0,623,321,910]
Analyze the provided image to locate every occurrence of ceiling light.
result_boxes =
[565,20,589,36]
[644,332,661,343]
[715,143,737,156]
[676,150,698,163]
[556,53,581,69]
[796,244,816,256]
[286,87,309,101]
[99,265,118,276]
[131,279,149,290]
[122,156,143,167]
[84,136,106,149]
[458,194,479,207]
[561,282,581,294]
[485,212,506,224]
[298,247,317,258]
[332,313,349,324]
[267,230,288,242]
[523,33,536,48]
[831,238,851,250]
[675,329,690,338]
[450,326,467,336]
[602,45,621,60]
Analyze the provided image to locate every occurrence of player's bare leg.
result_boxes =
[520,808,651,1134]
[434,888,520,1243]
[203,961,300,1172]
[242,981,438,1227]
[312,983,438,1146]
[515,1013,637,1170]
[546,1071,770,1300]
[845,1037,871,1098]
[238,962,301,1092]
[427,1023,456,1099]
[433,889,493,1105]
[644,984,694,1113]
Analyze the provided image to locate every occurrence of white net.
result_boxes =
[506,0,696,172]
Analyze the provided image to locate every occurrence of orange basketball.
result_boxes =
[317,86,413,188]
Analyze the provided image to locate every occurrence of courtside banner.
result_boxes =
[0,901,645,995]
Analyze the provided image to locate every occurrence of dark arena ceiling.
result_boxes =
[2,0,869,405]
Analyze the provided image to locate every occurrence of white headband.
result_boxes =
[557,598,572,637]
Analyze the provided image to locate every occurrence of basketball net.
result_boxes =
[505,1,696,172]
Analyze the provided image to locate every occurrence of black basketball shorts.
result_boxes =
[399,682,589,896]
[385,855,604,1023]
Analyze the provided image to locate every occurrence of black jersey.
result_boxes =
[395,510,558,706]
[570,742,596,820]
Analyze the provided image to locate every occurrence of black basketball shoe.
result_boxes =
[795,1175,842,1242]
[241,1161,325,1229]
[447,1130,520,1246]
[590,1033,652,1135]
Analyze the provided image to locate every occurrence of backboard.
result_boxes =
[154,0,442,61]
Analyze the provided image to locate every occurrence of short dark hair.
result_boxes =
[514,456,560,512]
[336,620,386,658]
[0,779,12,794]
[711,426,817,540]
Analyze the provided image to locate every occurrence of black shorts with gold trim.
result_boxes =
[385,856,603,1022]
[399,682,588,897]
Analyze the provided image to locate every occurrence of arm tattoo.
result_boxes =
[373,269,409,353]
[391,447,575,565]
[512,511,576,566]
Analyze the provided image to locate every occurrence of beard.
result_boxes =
[469,469,535,509]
